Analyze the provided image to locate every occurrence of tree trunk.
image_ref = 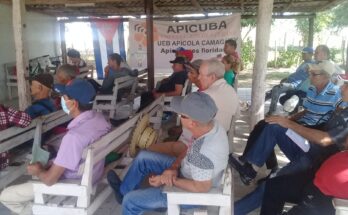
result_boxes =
[250,0,274,129]
[13,0,31,110]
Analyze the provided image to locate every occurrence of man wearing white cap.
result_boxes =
[107,92,229,215]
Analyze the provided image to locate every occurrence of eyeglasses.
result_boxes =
[309,72,322,77]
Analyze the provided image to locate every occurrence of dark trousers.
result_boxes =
[240,120,278,170]
[286,183,335,215]
[260,170,315,215]
[139,91,155,112]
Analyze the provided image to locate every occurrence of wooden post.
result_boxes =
[308,16,314,48]
[145,0,155,90]
[250,0,274,128]
[60,22,67,64]
[12,0,31,110]
[346,42,348,75]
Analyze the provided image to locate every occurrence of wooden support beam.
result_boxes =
[59,22,67,64]
[12,0,31,110]
[145,0,154,90]
[240,0,245,14]
[250,0,274,128]
[308,16,314,48]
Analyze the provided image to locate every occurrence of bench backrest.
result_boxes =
[93,75,138,118]
[0,110,71,153]
[77,96,164,188]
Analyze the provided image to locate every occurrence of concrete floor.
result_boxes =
[0,88,289,215]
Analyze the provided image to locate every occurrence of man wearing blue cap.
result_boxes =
[107,92,229,214]
[0,79,111,215]
[266,47,315,116]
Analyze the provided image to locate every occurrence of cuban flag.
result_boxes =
[91,19,126,79]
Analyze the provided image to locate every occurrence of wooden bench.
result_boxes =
[93,75,138,119]
[0,110,71,189]
[32,96,164,215]
[165,167,233,215]
[333,198,348,215]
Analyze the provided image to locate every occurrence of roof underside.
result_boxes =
[0,0,344,17]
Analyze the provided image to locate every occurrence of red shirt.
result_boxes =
[314,151,348,199]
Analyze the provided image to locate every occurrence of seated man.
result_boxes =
[139,56,188,111]
[67,48,87,72]
[230,60,343,185]
[261,139,348,215]
[266,47,315,116]
[26,73,56,118]
[107,92,229,214]
[0,79,111,215]
[233,74,348,215]
[55,64,77,85]
[100,53,138,95]
[199,58,239,132]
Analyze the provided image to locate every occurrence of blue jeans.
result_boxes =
[120,150,175,215]
[244,124,308,169]
[234,182,266,215]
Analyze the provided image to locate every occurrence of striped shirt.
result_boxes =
[299,81,342,126]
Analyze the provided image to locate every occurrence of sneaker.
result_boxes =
[107,170,123,204]
[229,154,257,185]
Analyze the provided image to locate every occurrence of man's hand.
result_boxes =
[160,169,178,187]
[265,116,292,128]
[104,65,110,77]
[27,162,44,176]
[149,175,162,187]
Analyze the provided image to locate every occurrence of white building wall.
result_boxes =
[0,3,60,102]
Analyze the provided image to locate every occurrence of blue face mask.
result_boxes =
[61,96,70,114]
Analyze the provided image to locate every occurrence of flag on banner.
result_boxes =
[91,19,126,79]
[128,15,241,70]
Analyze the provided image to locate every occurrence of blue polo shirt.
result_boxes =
[287,60,315,88]
[25,98,56,119]
[298,81,342,126]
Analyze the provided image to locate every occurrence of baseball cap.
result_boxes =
[54,79,96,105]
[31,73,54,89]
[170,92,217,123]
[308,60,335,75]
[302,47,314,54]
[170,56,187,64]
[337,74,348,86]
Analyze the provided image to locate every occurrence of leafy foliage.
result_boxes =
[330,1,348,29]
[268,46,302,68]
[241,38,255,67]
[295,12,333,44]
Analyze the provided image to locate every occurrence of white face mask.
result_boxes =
[61,96,70,114]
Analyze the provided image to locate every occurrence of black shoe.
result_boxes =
[229,154,257,185]
[107,170,123,204]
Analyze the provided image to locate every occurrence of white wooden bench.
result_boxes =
[165,167,233,215]
[93,75,138,119]
[333,198,348,215]
[4,62,17,100]
[32,96,164,215]
[0,110,71,189]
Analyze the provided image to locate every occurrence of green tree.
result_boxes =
[330,1,348,28]
[295,12,333,45]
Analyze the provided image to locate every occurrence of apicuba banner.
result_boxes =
[128,14,241,70]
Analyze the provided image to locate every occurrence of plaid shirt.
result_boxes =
[0,105,32,130]
[0,105,32,170]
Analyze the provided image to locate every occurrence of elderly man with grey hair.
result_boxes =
[107,92,229,214]
[198,58,239,132]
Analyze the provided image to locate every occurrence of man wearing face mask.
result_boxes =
[0,79,111,215]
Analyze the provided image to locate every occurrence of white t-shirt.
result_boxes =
[180,121,229,187]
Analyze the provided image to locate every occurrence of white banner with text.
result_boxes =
[128,14,241,71]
